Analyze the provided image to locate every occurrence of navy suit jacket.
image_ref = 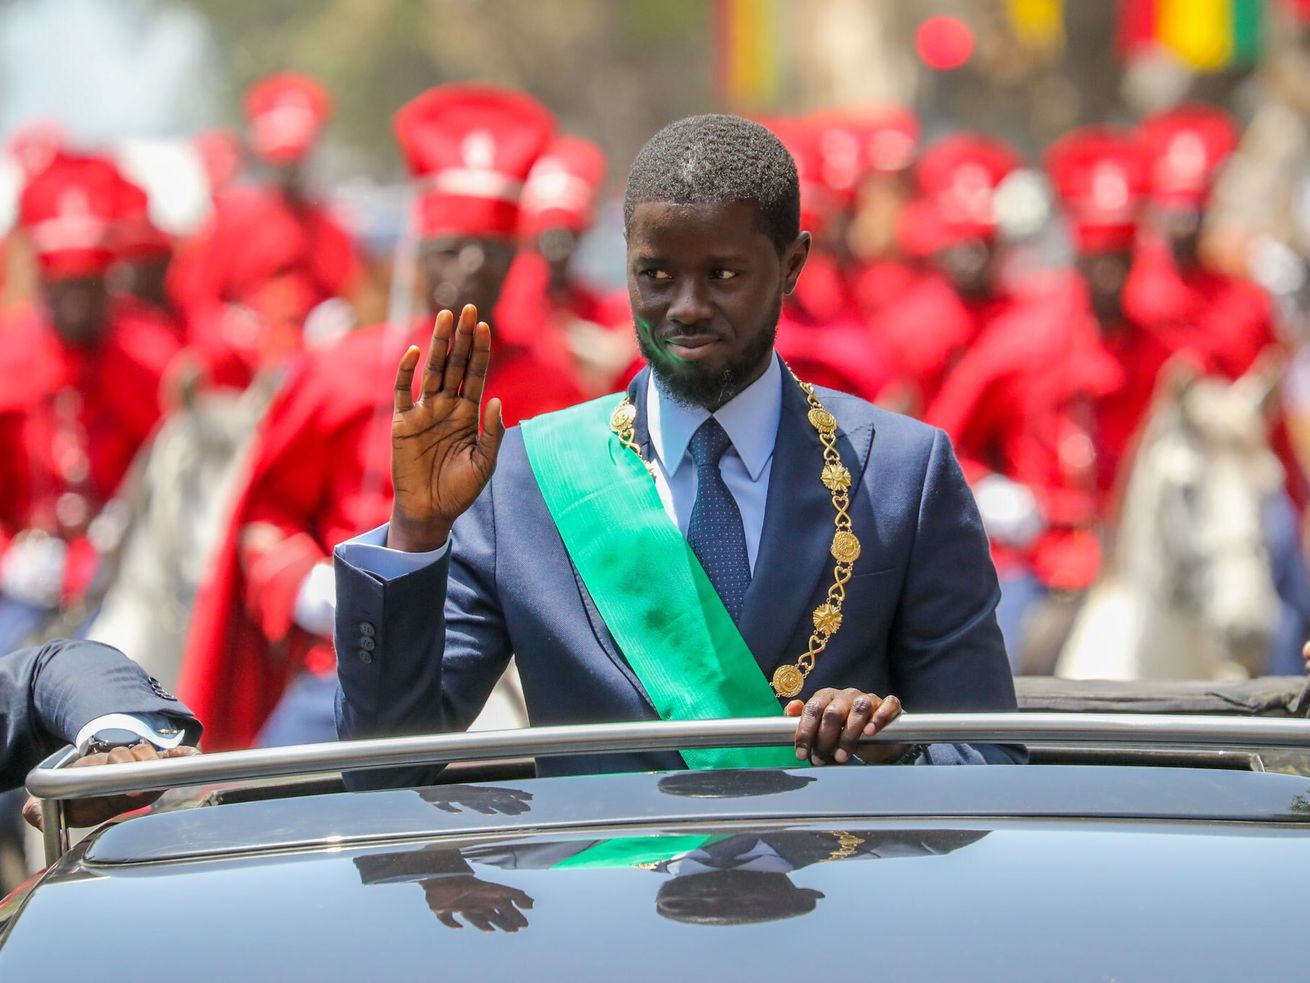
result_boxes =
[0,639,202,792]
[335,363,1021,785]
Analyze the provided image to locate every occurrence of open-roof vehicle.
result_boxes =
[4,677,1310,982]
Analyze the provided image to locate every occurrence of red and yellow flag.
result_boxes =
[1118,0,1262,70]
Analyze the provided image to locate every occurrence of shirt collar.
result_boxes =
[646,353,782,481]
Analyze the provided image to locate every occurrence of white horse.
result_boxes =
[83,386,270,690]
[1057,357,1284,681]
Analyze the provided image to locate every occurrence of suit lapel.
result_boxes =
[738,372,876,677]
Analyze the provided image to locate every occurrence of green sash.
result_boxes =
[520,394,797,770]
[551,834,725,870]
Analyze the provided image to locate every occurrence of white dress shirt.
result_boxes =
[338,354,784,580]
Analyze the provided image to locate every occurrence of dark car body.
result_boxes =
[3,750,1310,981]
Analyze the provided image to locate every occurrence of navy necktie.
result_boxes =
[686,417,751,622]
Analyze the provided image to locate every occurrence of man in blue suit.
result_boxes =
[333,114,1021,783]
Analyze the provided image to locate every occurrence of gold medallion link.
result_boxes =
[610,367,858,701]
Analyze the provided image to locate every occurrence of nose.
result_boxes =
[667,277,713,327]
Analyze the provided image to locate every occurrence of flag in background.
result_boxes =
[1118,0,1262,71]
[1008,0,1066,55]
[714,0,781,112]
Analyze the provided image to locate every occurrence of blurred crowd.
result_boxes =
[2,70,1309,753]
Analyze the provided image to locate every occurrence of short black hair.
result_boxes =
[624,113,800,254]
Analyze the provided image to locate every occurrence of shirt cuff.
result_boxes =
[292,561,337,638]
[76,713,191,754]
[336,523,450,581]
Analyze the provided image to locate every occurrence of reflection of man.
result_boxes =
[335,114,1022,782]
[354,828,986,930]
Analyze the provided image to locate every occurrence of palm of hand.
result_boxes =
[388,304,505,550]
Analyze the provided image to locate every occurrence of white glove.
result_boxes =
[292,561,336,639]
[974,474,1045,549]
[1,532,68,609]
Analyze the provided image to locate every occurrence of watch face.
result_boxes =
[87,727,146,752]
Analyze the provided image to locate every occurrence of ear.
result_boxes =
[781,232,811,296]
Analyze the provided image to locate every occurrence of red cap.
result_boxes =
[7,119,65,179]
[18,152,124,279]
[1138,103,1238,208]
[394,84,555,238]
[518,135,606,238]
[195,128,240,195]
[1046,126,1146,253]
[761,116,839,236]
[811,106,918,193]
[245,73,330,165]
[112,176,171,261]
[915,133,1021,243]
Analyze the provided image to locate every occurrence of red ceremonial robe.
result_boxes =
[179,318,584,750]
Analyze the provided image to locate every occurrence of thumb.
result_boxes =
[22,795,44,831]
[477,398,506,464]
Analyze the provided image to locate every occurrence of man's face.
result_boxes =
[1077,249,1132,325]
[627,200,809,409]
[1156,204,1203,272]
[420,235,517,318]
[933,237,995,299]
[44,275,110,348]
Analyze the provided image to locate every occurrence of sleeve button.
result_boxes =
[359,636,375,652]
[359,650,373,665]
[360,622,376,637]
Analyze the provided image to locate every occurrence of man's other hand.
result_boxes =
[22,743,201,830]
[786,688,905,765]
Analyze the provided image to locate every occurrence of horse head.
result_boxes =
[1120,352,1283,673]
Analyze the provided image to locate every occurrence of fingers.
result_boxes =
[395,345,420,413]
[21,796,42,831]
[440,304,479,395]
[835,692,881,764]
[460,321,493,405]
[476,398,506,469]
[437,911,462,930]
[420,309,455,399]
[794,689,896,765]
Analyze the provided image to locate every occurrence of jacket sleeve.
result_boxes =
[890,429,1026,765]
[0,639,203,792]
[334,475,513,790]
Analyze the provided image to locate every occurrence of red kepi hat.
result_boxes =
[245,73,331,165]
[518,135,606,238]
[18,151,125,279]
[111,176,172,261]
[1046,126,1146,254]
[1137,103,1238,210]
[897,133,1020,257]
[394,84,556,239]
[760,116,840,237]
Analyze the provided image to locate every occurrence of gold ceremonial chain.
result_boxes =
[821,831,866,862]
[608,369,859,699]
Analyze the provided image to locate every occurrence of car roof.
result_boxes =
[82,763,1310,864]
[3,766,1309,981]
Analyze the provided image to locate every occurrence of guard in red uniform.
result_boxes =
[927,128,1148,669]
[110,176,184,339]
[1138,104,1310,673]
[870,134,1022,413]
[1133,104,1276,377]
[169,73,359,386]
[495,134,633,395]
[181,84,583,750]
[0,152,179,649]
[764,116,893,402]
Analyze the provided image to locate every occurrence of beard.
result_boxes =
[637,295,781,409]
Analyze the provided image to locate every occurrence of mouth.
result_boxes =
[660,331,727,361]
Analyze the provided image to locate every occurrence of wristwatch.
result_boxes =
[82,727,154,756]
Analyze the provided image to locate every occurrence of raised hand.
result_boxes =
[389,304,505,552]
